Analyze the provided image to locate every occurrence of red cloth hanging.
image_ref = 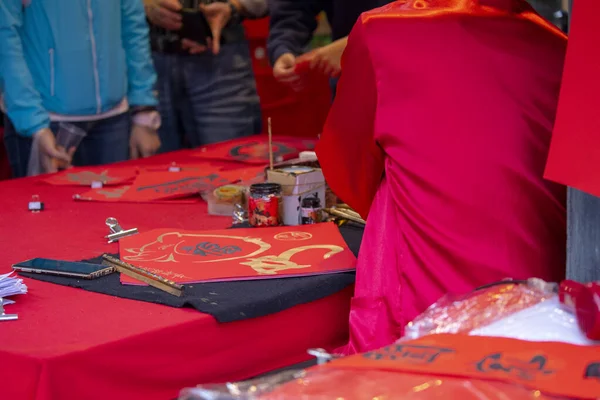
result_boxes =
[544,0,600,195]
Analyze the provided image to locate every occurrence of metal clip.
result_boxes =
[105,217,138,244]
[307,348,339,365]
[28,194,44,213]
[0,298,18,322]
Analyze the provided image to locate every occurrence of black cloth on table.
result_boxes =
[20,225,362,323]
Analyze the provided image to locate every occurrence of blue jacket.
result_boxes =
[0,0,157,137]
[267,0,392,65]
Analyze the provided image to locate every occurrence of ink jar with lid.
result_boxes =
[248,183,282,227]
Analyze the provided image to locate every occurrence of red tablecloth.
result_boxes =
[0,150,352,400]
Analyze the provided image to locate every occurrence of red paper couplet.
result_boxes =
[74,170,235,203]
[328,334,600,400]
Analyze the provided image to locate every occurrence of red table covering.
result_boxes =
[0,150,352,400]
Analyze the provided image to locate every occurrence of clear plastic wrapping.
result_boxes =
[179,368,569,400]
[179,279,599,400]
[403,279,556,340]
[470,296,596,345]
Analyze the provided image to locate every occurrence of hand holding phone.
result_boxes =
[179,8,212,46]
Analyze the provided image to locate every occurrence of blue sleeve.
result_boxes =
[121,0,158,107]
[267,0,323,65]
[0,1,50,137]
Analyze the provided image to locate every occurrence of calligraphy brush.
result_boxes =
[268,117,274,170]
[324,208,366,225]
[336,219,366,229]
[334,207,362,220]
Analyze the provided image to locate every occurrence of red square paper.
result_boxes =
[118,223,356,284]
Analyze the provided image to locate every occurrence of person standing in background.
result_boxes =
[144,0,266,152]
[267,0,393,95]
[0,0,161,178]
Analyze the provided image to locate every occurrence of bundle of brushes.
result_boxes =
[324,204,366,228]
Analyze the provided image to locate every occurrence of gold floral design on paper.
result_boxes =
[239,245,344,275]
[97,186,131,199]
[66,170,119,185]
[273,232,313,241]
[123,232,272,264]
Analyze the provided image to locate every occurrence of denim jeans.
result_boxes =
[567,188,600,282]
[330,77,339,102]
[152,41,262,153]
[3,112,130,178]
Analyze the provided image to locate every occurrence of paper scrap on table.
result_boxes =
[0,272,28,298]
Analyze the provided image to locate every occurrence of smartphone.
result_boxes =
[12,258,115,279]
[179,8,213,46]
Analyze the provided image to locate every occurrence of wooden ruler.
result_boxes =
[102,254,184,297]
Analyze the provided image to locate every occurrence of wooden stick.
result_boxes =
[268,117,274,170]
[102,254,184,297]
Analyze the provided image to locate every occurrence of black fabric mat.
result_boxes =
[21,225,362,323]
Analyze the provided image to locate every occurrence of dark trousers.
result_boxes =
[3,112,130,178]
[152,41,262,153]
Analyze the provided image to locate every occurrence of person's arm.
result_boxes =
[267,0,322,65]
[121,0,161,158]
[315,17,384,219]
[0,1,50,137]
[121,0,158,108]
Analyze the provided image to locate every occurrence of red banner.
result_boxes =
[545,0,600,195]
[330,334,600,399]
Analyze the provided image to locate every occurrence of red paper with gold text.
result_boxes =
[118,223,356,285]
[41,166,138,186]
[544,0,600,196]
[74,170,229,203]
[190,135,316,164]
[328,334,600,399]
[74,163,265,203]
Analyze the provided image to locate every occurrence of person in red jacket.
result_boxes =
[317,0,568,354]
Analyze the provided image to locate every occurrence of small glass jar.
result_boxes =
[248,183,283,227]
[301,196,322,225]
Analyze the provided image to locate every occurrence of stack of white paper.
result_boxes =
[0,272,28,299]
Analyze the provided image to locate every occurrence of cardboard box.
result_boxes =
[267,166,326,226]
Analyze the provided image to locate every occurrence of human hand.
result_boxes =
[181,38,209,54]
[130,124,161,159]
[273,53,305,91]
[34,127,74,173]
[297,37,348,78]
[144,0,182,30]
[199,2,233,54]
